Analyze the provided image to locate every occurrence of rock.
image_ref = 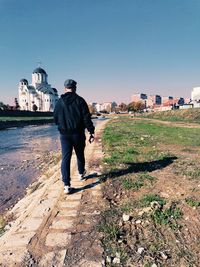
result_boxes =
[138,210,144,216]
[143,207,152,213]
[137,247,144,254]
[136,220,141,224]
[150,201,162,210]
[1,167,4,171]
[123,214,131,222]
[113,257,120,264]
[119,221,123,227]
[115,252,120,258]
[138,207,152,216]
[151,264,157,267]
[4,224,11,231]
[160,252,168,260]
[106,256,112,263]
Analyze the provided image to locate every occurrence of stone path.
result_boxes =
[0,120,107,267]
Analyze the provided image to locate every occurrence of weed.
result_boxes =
[120,200,139,213]
[140,193,166,207]
[137,172,156,183]
[0,216,6,236]
[184,168,200,179]
[185,197,200,207]
[125,147,139,155]
[122,178,144,190]
[120,202,133,213]
[151,205,182,229]
[99,221,120,242]
[144,262,156,267]
[122,172,156,191]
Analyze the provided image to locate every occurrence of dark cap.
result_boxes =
[64,79,77,89]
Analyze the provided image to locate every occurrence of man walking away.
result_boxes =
[54,79,95,194]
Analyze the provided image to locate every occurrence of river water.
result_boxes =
[0,124,61,213]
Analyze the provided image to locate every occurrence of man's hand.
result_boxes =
[89,134,95,143]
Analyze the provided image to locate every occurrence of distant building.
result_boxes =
[18,67,59,111]
[177,97,185,105]
[191,87,200,102]
[147,95,161,107]
[179,104,193,109]
[93,102,118,113]
[131,93,147,103]
[161,96,174,106]
[184,98,191,104]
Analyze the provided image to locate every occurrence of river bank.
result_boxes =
[0,119,107,266]
[0,118,54,130]
[0,123,60,214]
[0,119,100,214]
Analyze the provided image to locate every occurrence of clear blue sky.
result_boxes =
[0,0,200,105]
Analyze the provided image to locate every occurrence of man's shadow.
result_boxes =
[70,156,177,194]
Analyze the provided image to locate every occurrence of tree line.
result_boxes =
[88,101,146,114]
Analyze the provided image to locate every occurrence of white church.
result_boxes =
[18,67,59,112]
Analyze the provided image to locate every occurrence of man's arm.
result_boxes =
[81,99,95,135]
[53,101,60,125]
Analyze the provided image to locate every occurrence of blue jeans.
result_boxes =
[60,133,86,186]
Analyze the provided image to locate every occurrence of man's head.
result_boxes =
[64,79,77,92]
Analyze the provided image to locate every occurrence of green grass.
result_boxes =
[122,172,156,191]
[151,206,182,229]
[99,221,120,241]
[185,197,200,207]
[0,116,53,121]
[184,169,200,179]
[122,178,144,190]
[120,201,137,213]
[102,118,200,170]
[139,193,166,207]
[137,172,156,183]
[142,108,200,123]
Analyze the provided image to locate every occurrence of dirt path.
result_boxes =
[0,119,108,267]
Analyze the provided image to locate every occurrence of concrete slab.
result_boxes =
[38,249,66,267]
[17,217,44,232]
[50,218,74,230]
[45,232,71,247]
[0,248,28,265]
[0,231,35,248]
[59,201,80,209]
[58,209,78,217]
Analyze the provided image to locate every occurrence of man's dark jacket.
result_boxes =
[53,92,95,135]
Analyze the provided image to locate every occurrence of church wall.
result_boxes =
[19,68,59,112]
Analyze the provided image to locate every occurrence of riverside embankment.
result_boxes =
[0,119,100,213]
[0,118,54,130]
[0,110,54,130]
[0,119,107,267]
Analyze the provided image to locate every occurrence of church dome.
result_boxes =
[20,79,28,84]
[32,67,47,75]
